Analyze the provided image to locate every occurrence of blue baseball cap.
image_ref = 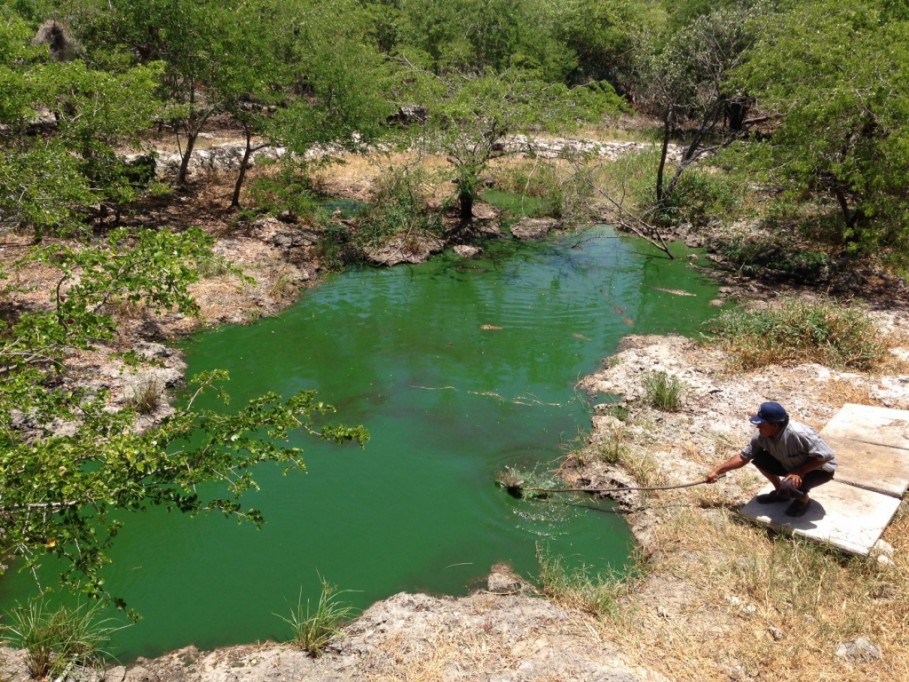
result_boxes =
[749,401,789,425]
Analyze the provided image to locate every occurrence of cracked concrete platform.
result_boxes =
[739,404,909,556]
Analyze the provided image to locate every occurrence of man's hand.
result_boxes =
[706,471,721,483]
[783,473,803,489]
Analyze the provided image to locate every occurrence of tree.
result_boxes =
[0,228,368,606]
[396,0,575,80]
[0,7,163,236]
[398,62,624,230]
[553,0,665,92]
[106,0,245,186]
[255,1,396,208]
[734,0,909,252]
[638,5,763,210]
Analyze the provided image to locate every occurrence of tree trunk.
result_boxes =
[177,129,198,187]
[834,187,858,229]
[656,109,672,205]
[231,126,257,209]
[458,186,474,229]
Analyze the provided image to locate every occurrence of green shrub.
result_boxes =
[277,579,356,656]
[643,370,685,411]
[1,598,121,679]
[704,298,885,371]
[247,163,323,221]
[656,168,744,227]
[354,167,443,251]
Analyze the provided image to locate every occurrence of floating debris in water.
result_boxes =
[480,324,504,331]
[651,287,695,297]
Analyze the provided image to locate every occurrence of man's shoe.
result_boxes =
[756,489,788,504]
[785,498,810,517]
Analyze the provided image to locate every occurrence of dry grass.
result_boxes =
[597,506,909,681]
[366,629,520,682]
[822,378,882,408]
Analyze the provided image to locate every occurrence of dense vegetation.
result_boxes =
[1,0,907,629]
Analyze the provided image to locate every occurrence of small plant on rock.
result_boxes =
[125,375,163,415]
[278,578,356,656]
[644,370,685,411]
[1,598,121,679]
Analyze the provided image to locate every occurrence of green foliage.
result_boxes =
[643,370,685,411]
[0,10,164,235]
[269,5,396,155]
[1,598,122,679]
[734,0,909,253]
[704,298,886,371]
[278,579,356,656]
[246,163,324,222]
[655,167,745,227]
[399,65,623,228]
[554,0,666,90]
[354,167,444,249]
[396,0,575,79]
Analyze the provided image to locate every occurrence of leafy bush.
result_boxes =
[277,579,356,656]
[643,371,685,411]
[656,168,744,227]
[1,598,121,679]
[247,163,323,221]
[704,298,885,371]
[354,168,443,250]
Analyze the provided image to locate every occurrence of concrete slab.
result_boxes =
[740,480,902,556]
[819,403,909,498]
[819,403,909,451]
[820,434,909,498]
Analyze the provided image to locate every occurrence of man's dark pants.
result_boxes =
[750,451,834,496]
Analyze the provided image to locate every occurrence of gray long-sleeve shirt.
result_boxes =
[741,420,837,473]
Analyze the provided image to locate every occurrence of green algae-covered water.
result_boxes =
[1,226,720,660]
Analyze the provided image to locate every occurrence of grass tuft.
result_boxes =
[124,375,163,415]
[278,579,356,656]
[643,370,685,411]
[1,598,121,679]
[704,298,886,371]
[536,545,628,618]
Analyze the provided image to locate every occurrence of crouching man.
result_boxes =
[706,401,836,517]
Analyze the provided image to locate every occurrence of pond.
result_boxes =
[1,225,721,660]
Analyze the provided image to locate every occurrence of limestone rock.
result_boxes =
[453,245,481,258]
[835,636,882,663]
[510,218,559,241]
